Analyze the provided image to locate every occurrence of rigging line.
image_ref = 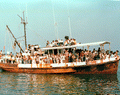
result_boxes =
[27,26,47,43]
[9,31,15,51]
[16,36,24,39]
[56,23,59,39]
[4,28,7,53]
[26,3,28,23]
[6,28,10,52]
[67,0,72,38]
[51,0,59,39]
[7,29,13,51]
[17,4,22,16]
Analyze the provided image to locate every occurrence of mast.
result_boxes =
[6,25,24,53]
[18,11,28,49]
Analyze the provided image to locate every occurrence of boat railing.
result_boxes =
[0,53,119,68]
[16,56,119,68]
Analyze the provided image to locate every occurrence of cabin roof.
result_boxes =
[41,41,110,50]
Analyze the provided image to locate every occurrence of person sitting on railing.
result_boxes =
[54,40,58,47]
[46,41,50,47]
[110,51,114,58]
[70,38,77,45]
[114,50,119,59]
[50,40,58,47]
[58,39,63,46]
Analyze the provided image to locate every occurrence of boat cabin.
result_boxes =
[41,41,111,55]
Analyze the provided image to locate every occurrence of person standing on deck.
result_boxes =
[0,50,2,55]
[88,50,93,61]
[31,55,36,64]
[65,49,69,63]
[30,45,34,56]
[73,48,76,56]
[80,50,84,62]
[64,36,70,46]
[36,55,40,64]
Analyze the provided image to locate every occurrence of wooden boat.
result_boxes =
[0,41,119,74]
[0,58,119,74]
[0,12,119,74]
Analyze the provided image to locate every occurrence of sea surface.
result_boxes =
[0,61,120,95]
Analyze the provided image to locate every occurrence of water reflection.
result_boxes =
[0,72,120,94]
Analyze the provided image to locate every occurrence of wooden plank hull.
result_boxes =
[2,67,76,74]
[73,60,119,74]
[0,60,119,74]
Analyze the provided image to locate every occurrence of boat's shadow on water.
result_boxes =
[71,74,118,82]
[68,74,119,94]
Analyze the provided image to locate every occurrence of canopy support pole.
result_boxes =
[109,43,111,52]
[87,45,90,51]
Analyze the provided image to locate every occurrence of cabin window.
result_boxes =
[49,50,52,54]
[54,49,57,55]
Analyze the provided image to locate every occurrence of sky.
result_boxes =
[0,0,120,52]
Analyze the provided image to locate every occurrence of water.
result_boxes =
[0,62,120,95]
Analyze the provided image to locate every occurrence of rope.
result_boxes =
[27,26,47,44]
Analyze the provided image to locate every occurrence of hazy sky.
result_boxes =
[0,0,120,52]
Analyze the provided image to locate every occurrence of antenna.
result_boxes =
[51,0,59,40]
[67,0,72,38]
[17,11,28,49]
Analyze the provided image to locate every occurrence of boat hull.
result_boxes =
[0,59,119,74]
[73,60,119,74]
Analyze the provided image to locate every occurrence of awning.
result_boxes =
[41,41,110,50]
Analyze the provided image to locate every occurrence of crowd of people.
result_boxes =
[46,36,77,47]
[0,46,119,65]
[0,36,119,65]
